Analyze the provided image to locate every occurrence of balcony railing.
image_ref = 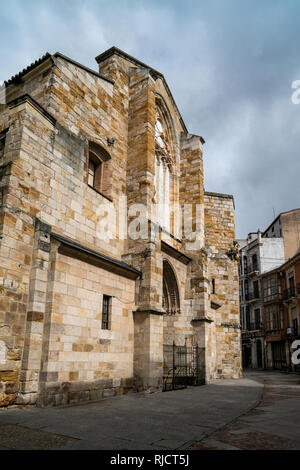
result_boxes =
[287,326,300,337]
[244,263,259,276]
[265,327,285,336]
[263,292,282,303]
[248,291,261,301]
[283,286,296,300]
[245,321,264,331]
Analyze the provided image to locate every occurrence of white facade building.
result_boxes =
[239,231,285,369]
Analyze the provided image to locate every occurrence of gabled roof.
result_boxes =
[4,48,196,136]
[96,46,188,133]
[5,53,52,86]
[4,52,114,86]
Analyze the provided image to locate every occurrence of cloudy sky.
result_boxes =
[1,0,300,237]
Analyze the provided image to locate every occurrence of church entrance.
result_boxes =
[163,342,205,391]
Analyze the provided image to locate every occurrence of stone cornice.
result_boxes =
[7,94,57,126]
[161,241,191,265]
[211,301,221,310]
[133,307,165,316]
[219,322,241,329]
[192,317,214,324]
[204,191,235,209]
[51,232,142,280]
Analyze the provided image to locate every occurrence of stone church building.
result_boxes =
[0,47,241,406]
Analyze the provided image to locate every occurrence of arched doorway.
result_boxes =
[162,259,180,314]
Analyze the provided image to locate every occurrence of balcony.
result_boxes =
[265,328,285,338]
[245,263,259,277]
[263,292,283,303]
[251,321,264,331]
[245,321,264,332]
[287,326,300,338]
[283,286,296,300]
[248,291,261,302]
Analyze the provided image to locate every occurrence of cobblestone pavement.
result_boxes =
[188,370,300,450]
[0,376,262,450]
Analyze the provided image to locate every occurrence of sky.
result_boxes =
[1,0,300,238]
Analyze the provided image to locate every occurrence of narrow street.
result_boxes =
[0,370,298,450]
[188,370,300,450]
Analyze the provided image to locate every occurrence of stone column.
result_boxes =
[17,218,52,404]
[0,107,36,406]
[133,310,163,391]
[180,133,215,381]
[126,67,164,390]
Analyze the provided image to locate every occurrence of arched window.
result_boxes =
[162,259,180,315]
[87,141,111,196]
[154,102,175,233]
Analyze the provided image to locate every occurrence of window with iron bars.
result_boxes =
[102,295,111,330]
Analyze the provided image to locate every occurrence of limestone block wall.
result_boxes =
[0,106,38,406]
[48,56,128,204]
[7,96,121,258]
[2,54,128,254]
[204,192,242,379]
[37,250,135,406]
[0,48,243,405]
[0,75,133,405]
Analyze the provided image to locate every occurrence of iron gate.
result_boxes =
[163,342,205,391]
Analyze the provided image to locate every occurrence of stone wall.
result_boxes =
[204,192,242,379]
[36,249,135,406]
[0,80,135,405]
[0,48,242,406]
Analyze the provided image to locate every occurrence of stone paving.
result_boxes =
[0,370,298,450]
[0,375,262,450]
[188,370,300,450]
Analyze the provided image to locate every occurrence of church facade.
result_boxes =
[0,47,241,406]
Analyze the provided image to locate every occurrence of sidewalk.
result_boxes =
[0,375,262,450]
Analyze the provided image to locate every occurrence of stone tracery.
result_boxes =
[154,106,174,232]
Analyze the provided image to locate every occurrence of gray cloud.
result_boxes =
[1,0,300,237]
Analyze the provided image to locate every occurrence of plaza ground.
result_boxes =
[0,370,299,450]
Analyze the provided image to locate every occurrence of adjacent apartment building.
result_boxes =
[261,250,300,370]
[239,209,300,369]
[0,47,241,407]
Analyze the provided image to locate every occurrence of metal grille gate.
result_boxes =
[163,342,205,391]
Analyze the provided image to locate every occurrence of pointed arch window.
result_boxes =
[154,108,174,232]
[162,259,180,315]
